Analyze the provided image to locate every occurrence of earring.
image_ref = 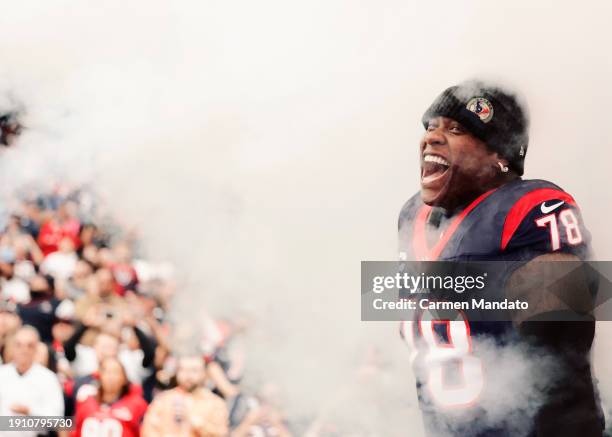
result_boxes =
[498,162,509,173]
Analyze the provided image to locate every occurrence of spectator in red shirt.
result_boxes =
[37,203,81,256]
[74,357,147,437]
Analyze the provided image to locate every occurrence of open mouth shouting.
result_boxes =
[421,153,451,190]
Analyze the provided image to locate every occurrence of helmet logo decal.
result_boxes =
[466,97,494,123]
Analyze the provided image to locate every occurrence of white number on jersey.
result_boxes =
[401,309,484,408]
[82,417,123,437]
[535,208,583,251]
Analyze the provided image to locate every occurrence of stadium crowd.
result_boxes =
[0,184,292,437]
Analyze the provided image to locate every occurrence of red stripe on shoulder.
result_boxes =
[501,188,577,250]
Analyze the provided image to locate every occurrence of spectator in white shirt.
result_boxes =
[40,237,78,281]
[0,326,64,437]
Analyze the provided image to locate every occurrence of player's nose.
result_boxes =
[420,126,446,154]
[423,126,446,146]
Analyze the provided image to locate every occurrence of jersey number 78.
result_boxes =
[401,309,484,408]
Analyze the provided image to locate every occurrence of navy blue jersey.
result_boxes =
[398,179,600,437]
[398,179,589,263]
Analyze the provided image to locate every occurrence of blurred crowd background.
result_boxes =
[0,182,296,437]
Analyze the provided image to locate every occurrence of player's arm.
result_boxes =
[504,199,603,436]
[507,255,603,437]
[506,252,594,325]
[504,196,594,324]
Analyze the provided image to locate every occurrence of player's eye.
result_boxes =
[449,125,465,134]
[426,123,438,132]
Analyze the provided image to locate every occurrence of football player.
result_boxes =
[398,81,605,437]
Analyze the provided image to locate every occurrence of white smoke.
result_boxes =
[0,0,610,435]
[415,336,555,437]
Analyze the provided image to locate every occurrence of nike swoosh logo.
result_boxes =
[540,200,564,214]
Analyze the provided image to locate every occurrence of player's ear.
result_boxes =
[490,153,509,173]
